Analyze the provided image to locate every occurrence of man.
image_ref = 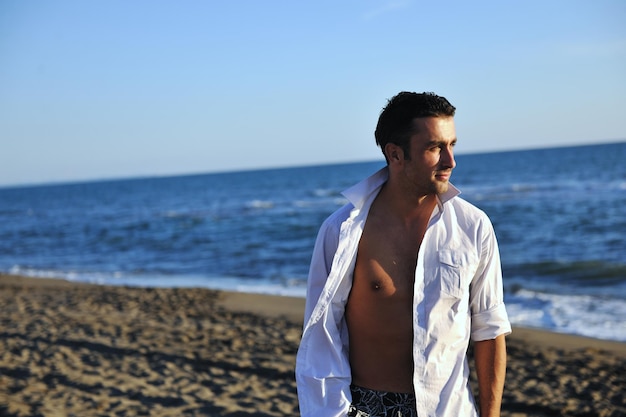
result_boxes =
[295,92,511,417]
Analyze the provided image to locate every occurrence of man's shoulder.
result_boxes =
[446,195,491,223]
[321,202,355,231]
[448,195,483,211]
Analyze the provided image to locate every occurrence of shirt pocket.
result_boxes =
[436,249,477,299]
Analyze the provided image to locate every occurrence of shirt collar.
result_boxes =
[342,166,461,210]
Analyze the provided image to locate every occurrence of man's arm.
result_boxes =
[296,208,352,417]
[474,334,507,417]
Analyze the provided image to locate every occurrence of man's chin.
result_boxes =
[434,182,450,195]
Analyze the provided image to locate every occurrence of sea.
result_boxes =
[1,142,625,342]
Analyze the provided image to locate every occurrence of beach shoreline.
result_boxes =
[1,273,624,416]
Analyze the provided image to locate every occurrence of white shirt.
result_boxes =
[295,167,511,417]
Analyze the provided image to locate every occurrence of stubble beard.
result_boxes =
[431,181,449,196]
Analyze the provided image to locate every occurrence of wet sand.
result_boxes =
[1,274,624,416]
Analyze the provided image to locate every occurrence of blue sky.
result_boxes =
[1,1,625,186]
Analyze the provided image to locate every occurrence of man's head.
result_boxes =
[375,92,456,163]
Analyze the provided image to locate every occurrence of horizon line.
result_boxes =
[1,139,624,190]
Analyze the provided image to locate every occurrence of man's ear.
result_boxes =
[384,143,403,163]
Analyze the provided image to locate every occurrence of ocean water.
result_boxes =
[1,142,625,341]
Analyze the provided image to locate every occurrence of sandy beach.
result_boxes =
[0,274,624,416]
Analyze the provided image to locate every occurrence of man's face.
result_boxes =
[400,116,457,197]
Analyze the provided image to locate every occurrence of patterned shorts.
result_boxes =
[347,384,418,417]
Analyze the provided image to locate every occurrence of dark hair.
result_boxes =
[375,91,456,162]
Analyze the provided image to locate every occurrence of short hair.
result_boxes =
[375,91,456,162]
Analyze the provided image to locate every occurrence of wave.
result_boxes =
[505,288,626,342]
[505,260,626,285]
[312,188,336,197]
[7,265,126,284]
[245,200,274,209]
[460,179,626,202]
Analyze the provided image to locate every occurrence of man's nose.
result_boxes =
[442,146,456,169]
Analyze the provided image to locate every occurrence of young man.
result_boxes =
[295,92,511,417]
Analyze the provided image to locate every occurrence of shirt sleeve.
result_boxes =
[297,208,353,417]
[303,215,341,325]
[469,216,512,341]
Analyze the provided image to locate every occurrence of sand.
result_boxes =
[0,274,624,417]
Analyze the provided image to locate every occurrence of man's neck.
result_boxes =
[377,183,438,223]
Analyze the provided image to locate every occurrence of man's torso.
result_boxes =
[345,193,437,393]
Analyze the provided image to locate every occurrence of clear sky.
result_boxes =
[1,1,625,187]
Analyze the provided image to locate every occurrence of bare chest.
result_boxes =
[354,218,429,294]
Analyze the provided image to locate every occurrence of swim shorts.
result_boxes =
[347,384,418,417]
